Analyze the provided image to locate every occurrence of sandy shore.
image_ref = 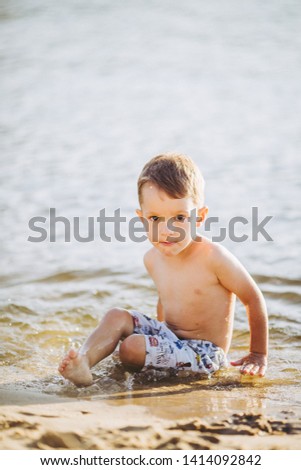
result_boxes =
[1,389,301,450]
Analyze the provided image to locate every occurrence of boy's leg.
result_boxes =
[119,335,146,371]
[58,308,134,386]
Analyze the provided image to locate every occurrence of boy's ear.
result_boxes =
[136,209,143,220]
[196,206,208,226]
[136,209,149,229]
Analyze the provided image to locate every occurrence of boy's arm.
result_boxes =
[213,245,268,377]
[157,298,164,322]
[143,249,164,321]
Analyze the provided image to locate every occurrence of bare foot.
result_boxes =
[58,349,93,386]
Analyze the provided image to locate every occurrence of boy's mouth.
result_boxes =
[160,241,177,246]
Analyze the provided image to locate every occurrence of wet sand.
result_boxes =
[1,388,301,450]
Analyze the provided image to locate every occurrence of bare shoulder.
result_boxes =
[204,238,256,286]
[198,237,242,270]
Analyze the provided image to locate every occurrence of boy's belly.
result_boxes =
[164,306,234,353]
[165,321,229,353]
[159,287,236,353]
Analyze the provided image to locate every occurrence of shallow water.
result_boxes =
[0,0,301,420]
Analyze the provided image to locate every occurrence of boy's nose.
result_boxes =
[160,220,174,237]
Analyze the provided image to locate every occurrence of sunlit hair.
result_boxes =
[137,153,205,206]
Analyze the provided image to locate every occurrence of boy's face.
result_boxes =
[137,183,208,257]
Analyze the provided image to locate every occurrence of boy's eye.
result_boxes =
[175,215,186,222]
[149,215,185,222]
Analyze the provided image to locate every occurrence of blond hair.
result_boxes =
[137,153,205,206]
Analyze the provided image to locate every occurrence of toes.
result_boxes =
[68,349,78,359]
[58,349,79,375]
[58,361,68,372]
[61,359,70,368]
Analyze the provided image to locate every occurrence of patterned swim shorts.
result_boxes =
[129,310,227,375]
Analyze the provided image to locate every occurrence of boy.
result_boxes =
[59,153,268,386]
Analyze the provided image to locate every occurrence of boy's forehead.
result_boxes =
[141,183,166,200]
[140,183,195,211]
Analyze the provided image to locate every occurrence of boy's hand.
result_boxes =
[230,352,267,377]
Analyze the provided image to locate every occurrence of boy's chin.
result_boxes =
[154,240,190,256]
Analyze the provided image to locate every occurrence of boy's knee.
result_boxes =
[119,335,145,368]
[106,307,129,318]
[104,308,133,332]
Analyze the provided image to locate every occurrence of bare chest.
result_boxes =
[151,260,218,304]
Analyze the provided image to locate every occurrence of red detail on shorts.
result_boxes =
[149,337,159,347]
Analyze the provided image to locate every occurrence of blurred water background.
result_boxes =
[0,0,300,418]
